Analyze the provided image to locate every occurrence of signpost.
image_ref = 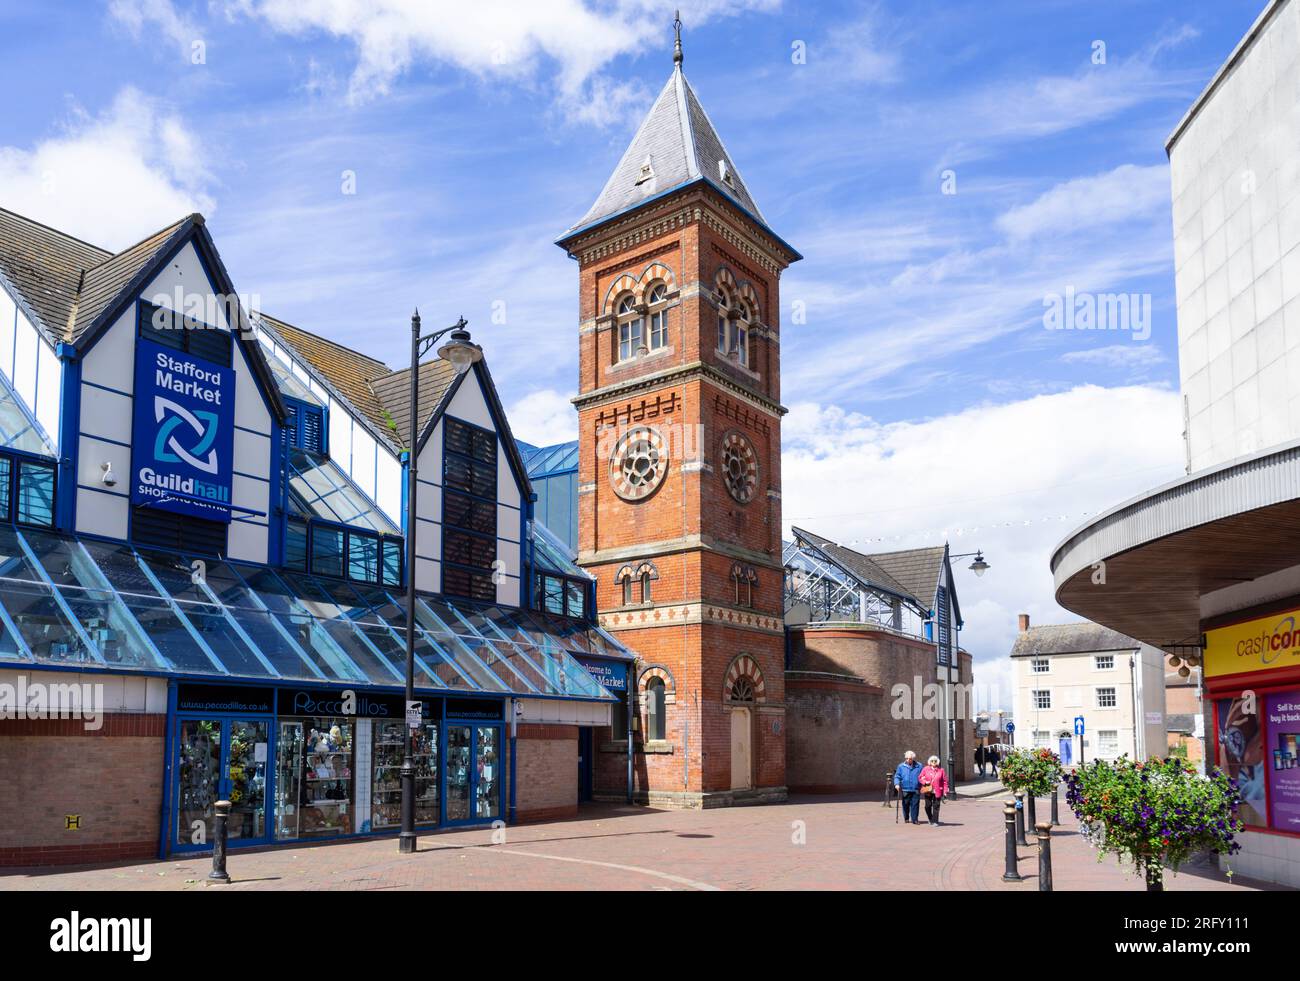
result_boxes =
[1075,715,1086,766]
[1006,721,1015,748]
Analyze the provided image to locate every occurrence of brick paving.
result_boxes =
[0,793,1279,891]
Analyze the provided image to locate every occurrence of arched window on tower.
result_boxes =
[647,282,670,351]
[731,563,758,608]
[616,294,644,362]
[716,288,755,368]
[615,565,635,606]
[645,677,666,741]
[635,561,658,603]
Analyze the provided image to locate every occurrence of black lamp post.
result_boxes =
[399,310,481,855]
[943,549,990,794]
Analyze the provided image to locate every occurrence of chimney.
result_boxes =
[1018,613,1030,633]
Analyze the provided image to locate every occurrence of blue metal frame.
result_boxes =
[169,710,277,854]
[439,717,505,828]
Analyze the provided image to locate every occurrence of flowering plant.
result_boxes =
[1064,756,1244,890]
[998,747,1064,797]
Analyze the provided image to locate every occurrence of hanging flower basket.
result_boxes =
[1064,756,1244,890]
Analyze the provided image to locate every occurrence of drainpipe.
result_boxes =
[626,675,633,804]
[508,698,518,824]
[157,679,178,860]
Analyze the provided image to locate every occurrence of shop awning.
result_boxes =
[0,524,626,700]
[1051,441,1300,651]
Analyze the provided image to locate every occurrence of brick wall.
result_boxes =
[786,628,976,792]
[513,724,578,823]
[0,714,165,867]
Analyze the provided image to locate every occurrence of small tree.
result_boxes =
[999,747,1064,797]
[1064,756,1244,890]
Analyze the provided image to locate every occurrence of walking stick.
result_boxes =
[895,787,900,824]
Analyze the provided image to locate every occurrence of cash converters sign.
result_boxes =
[1205,610,1300,679]
[132,337,235,522]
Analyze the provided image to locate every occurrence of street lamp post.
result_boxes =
[944,549,990,794]
[400,310,482,855]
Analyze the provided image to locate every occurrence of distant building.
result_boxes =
[1010,615,1166,767]
[783,529,975,792]
[1165,666,1206,764]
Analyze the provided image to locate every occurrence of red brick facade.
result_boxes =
[564,186,798,806]
[786,628,975,794]
[0,714,165,867]
[514,723,579,824]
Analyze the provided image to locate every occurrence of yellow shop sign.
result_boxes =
[1205,609,1300,679]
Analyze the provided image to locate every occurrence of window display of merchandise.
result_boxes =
[476,726,500,820]
[276,718,355,837]
[372,721,438,828]
[177,719,219,845]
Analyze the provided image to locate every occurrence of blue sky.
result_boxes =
[0,0,1273,693]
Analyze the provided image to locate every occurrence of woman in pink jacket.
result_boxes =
[919,755,948,826]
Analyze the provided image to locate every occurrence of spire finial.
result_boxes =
[673,10,683,67]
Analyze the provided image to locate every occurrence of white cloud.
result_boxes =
[997,164,1170,241]
[108,0,198,51]
[1060,343,1166,370]
[506,388,578,446]
[819,14,899,84]
[229,0,780,119]
[782,384,1185,685]
[0,87,214,250]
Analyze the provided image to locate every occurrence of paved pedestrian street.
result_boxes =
[1,789,1277,892]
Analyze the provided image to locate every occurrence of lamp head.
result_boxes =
[437,319,482,375]
[968,551,989,577]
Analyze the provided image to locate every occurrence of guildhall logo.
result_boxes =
[153,396,220,474]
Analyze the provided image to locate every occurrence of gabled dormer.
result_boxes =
[0,208,287,561]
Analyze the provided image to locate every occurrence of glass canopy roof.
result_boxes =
[530,519,592,580]
[0,525,624,699]
[287,447,400,535]
[0,377,56,456]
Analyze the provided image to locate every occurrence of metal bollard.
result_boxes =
[1001,800,1022,882]
[883,769,893,808]
[1036,822,1053,891]
[1027,791,1037,830]
[1051,785,1060,826]
[1014,790,1028,847]
[209,800,231,883]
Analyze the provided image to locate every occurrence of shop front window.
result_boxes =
[372,720,438,828]
[276,718,355,837]
[445,723,500,823]
[177,719,220,846]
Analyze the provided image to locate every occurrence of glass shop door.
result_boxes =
[174,717,272,850]
[444,723,502,825]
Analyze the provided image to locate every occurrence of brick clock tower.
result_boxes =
[556,25,800,806]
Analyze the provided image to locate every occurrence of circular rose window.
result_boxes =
[720,431,759,504]
[609,426,669,501]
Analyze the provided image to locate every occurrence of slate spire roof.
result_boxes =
[562,62,767,237]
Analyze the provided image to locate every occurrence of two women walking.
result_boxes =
[893,750,948,826]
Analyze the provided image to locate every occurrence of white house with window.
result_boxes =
[1010,614,1167,766]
